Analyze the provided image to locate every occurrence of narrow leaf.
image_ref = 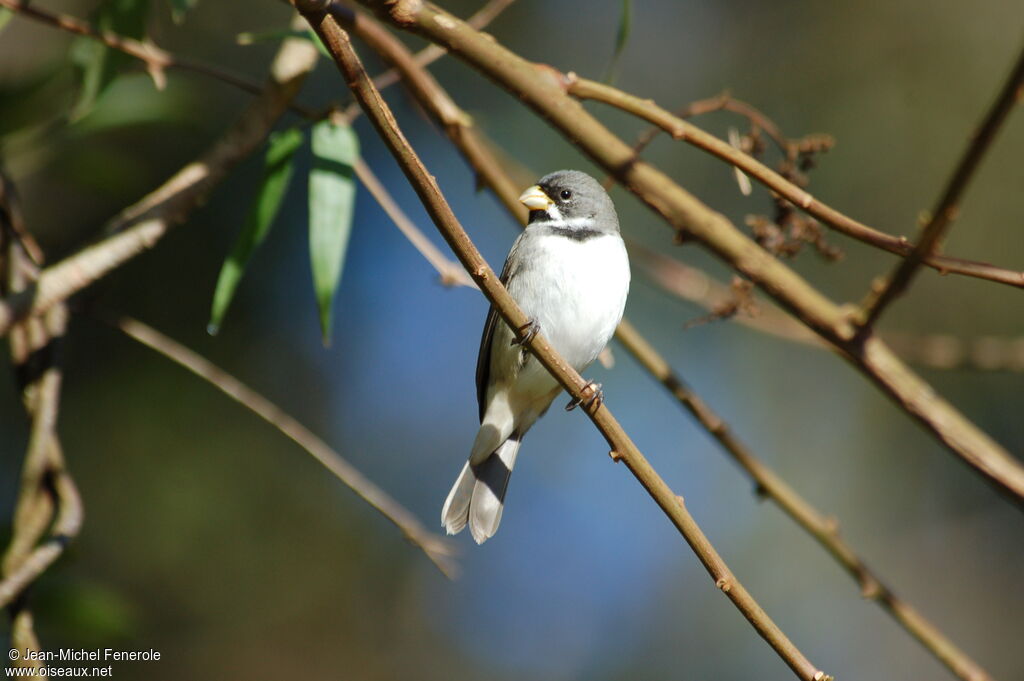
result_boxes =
[208,127,304,335]
[308,120,359,345]
[71,0,152,120]
[602,0,632,85]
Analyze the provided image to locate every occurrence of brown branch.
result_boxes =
[349,0,516,95]
[355,0,1024,506]
[0,216,82,665]
[0,26,320,337]
[106,314,457,578]
[609,91,809,192]
[330,4,528,223]
[635,242,1024,373]
[614,319,994,681]
[858,43,1024,327]
[567,76,1024,290]
[292,6,831,679]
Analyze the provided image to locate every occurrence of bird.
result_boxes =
[441,169,630,544]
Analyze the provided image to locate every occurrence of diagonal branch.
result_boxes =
[634,242,1024,373]
[293,5,831,679]
[858,43,1024,328]
[566,76,1024,290]
[613,319,994,681]
[355,158,475,288]
[354,0,1024,506]
[106,314,456,578]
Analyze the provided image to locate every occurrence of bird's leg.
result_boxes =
[565,381,603,411]
[510,318,541,346]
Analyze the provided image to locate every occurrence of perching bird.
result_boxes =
[441,170,631,543]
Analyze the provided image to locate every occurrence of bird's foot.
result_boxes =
[510,318,541,346]
[566,381,603,411]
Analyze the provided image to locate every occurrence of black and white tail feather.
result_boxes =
[441,434,521,543]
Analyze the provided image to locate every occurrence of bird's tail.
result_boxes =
[441,434,521,544]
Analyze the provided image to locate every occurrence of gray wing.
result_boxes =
[474,237,525,422]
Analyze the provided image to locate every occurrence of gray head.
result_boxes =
[518,170,620,236]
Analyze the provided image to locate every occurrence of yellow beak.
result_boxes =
[518,185,553,211]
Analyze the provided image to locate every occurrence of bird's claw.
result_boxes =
[511,318,541,346]
[566,381,603,411]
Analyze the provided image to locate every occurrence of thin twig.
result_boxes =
[567,75,1024,290]
[858,43,1024,328]
[355,159,475,288]
[614,319,994,681]
[345,0,516,96]
[293,6,831,679]
[106,314,457,578]
[355,0,1024,506]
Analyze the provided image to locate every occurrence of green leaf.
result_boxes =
[208,127,304,335]
[602,0,632,85]
[70,0,152,120]
[308,120,359,345]
[236,28,329,58]
[168,0,197,24]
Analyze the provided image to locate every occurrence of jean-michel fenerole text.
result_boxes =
[15,649,161,662]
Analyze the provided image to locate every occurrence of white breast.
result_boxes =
[510,233,630,372]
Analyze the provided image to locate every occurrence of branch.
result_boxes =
[0,26,320,337]
[635,243,1024,373]
[858,43,1024,327]
[106,314,456,578]
[293,6,830,679]
[354,0,1024,505]
[614,319,994,681]
[566,75,1024,290]
[0,217,82,664]
[355,158,475,288]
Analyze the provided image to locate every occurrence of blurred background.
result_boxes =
[2,0,1023,679]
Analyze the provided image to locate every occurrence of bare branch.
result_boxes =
[354,0,1024,505]
[0,220,82,662]
[106,315,457,578]
[614,319,994,681]
[567,75,1024,290]
[293,6,831,679]
[355,158,475,288]
[858,43,1024,327]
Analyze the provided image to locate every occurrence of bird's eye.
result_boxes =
[559,189,572,200]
